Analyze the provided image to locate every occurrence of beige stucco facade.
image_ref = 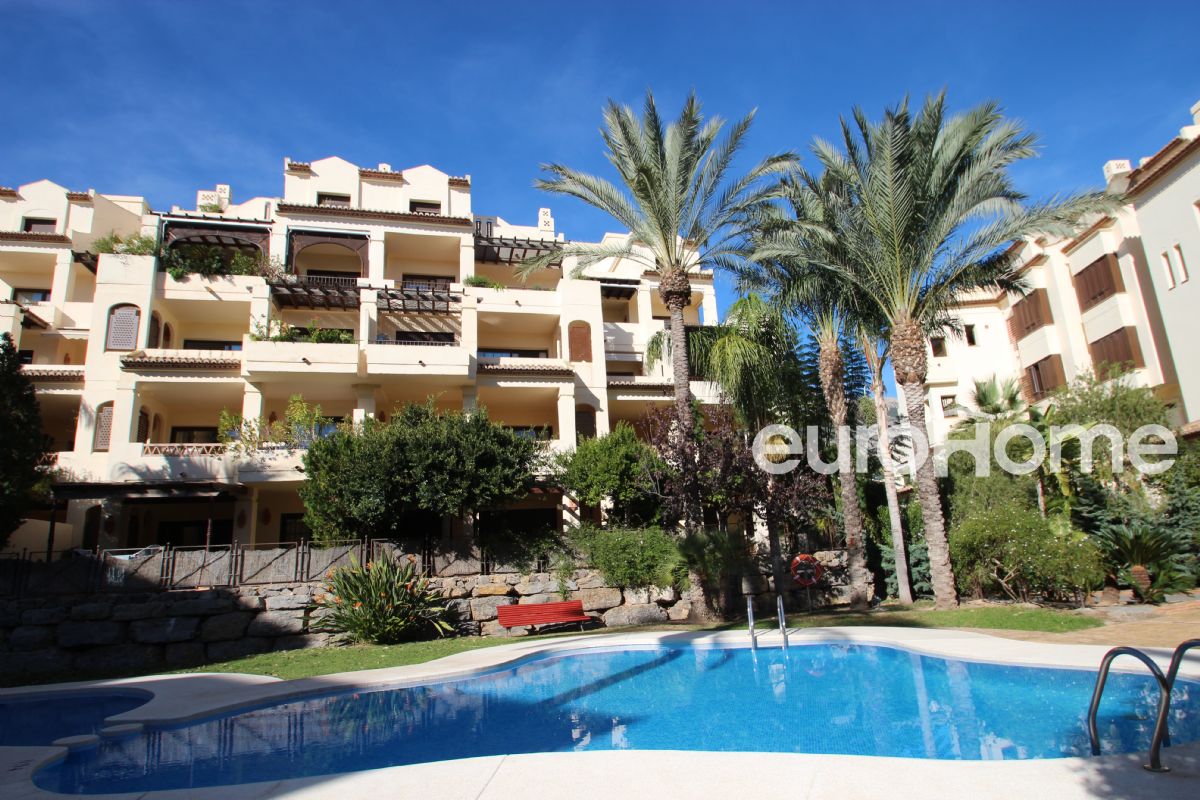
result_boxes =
[910,98,1200,448]
[2,157,720,555]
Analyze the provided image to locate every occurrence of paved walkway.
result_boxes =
[980,599,1200,648]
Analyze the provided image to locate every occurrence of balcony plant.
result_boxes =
[249,318,354,344]
[464,274,506,289]
[91,231,158,256]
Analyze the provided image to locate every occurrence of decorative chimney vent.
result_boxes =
[538,207,554,233]
[378,163,392,172]
[1102,159,1132,184]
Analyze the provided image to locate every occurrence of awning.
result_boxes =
[474,235,563,267]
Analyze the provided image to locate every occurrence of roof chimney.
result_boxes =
[1103,159,1133,192]
[378,163,391,172]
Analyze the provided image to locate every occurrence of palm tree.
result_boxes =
[858,330,914,604]
[762,93,1118,609]
[970,375,1026,421]
[744,179,874,609]
[649,294,811,595]
[519,92,795,529]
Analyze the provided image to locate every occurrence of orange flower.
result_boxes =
[334,596,342,604]
[326,570,334,579]
[354,601,363,609]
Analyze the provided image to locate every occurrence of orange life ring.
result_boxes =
[790,554,824,587]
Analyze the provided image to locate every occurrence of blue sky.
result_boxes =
[2,0,1198,330]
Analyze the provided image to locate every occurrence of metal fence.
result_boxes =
[0,539,410,598]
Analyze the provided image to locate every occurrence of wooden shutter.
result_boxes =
[1007,289,1053,341]
[137,411,150,443]
[1089,327,1144,373]
[1073,254,1124,311]
[106,305,140,351]
[93,404,113,452]
[568,321,592,362]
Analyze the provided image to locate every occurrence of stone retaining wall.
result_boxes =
[0,550,857,678]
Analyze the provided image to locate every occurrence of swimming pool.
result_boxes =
[34,643,1200,794]
[0,690,149,747]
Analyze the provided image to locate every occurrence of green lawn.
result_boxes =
[168,603,1101,682]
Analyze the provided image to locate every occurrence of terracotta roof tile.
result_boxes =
[0,231,71,245]
[359,168,406,182]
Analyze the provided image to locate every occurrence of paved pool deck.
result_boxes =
[2,627,1198,800]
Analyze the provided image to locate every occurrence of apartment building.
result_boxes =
[912,98,1200,447]
[1,157,720,561]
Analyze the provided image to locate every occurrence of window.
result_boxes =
[409,200,441,214]
[18,350,34,365]
[568,321,592,362]
[183,339,242,351]
[170,426,219,444]
[279,513,311,543]
[964,325,977,346]
[162,323,173,348]
[316,192,351,207]
[930,336,947,357]
[1089,327,1145,374]
[21,217,56,233]
[401,274,452,292]
[1173,244,1190,283]
[507,425,554,441]
[105,304,141,351]
[1073,253,1124,310]
[1162,251,1178,289]
[137,409,150,443]
[93,403,114,452]
[941,395,959,416]
[1025,355,1066,401]
[1008,289,1054,340]
[13,288,50,304]
[147,312,161,348]
[392,330,455,345]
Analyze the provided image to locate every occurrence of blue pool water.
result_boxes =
[33,644,1200,794]
[0,691,149,746]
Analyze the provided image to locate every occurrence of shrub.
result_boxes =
[950,507,1104,603]
[91,231,158,256]
[312,554,452,643]
[555,422,661,526]
[1090,523,1195,603]
[464,274,506,289]
[570,524,681,589]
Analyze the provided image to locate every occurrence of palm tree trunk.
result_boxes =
[817,337,870,610]
[764,510,790,604]
[872,370,913,605]
[892,320,958,609]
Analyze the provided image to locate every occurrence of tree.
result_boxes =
[555,422,660,526]
[0,333,49,548]
[519,91,795,530]
[970,375,1026,421]
[300,402,538,544]
[859,332,914,604]
[762,93,1117,608]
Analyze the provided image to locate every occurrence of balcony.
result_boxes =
[242,338,361,375]
[269,275,362,310]
[603,321,645,354]
[468,285,560,315]
[120,348,243,372]
[364,337,469,376]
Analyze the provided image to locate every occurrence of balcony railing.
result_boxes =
[296,273,360,288]
[142,443,226,457]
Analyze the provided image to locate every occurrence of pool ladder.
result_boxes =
[745,595,790,652]
[1086,638,1200,772]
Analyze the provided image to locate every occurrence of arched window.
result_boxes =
[137,408,150,443]
[105,304,141,351]
[148,312,162,348]
[93,402,114,452]
[567,321,592,362]
[162,322,173,348]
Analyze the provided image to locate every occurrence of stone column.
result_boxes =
[701,288,719,325]
[556,383,577,449]
[352,384,378,425]
[233,487,259,545]
[359,288,379,343]
[367,233,387,283]
[241,383,264,420]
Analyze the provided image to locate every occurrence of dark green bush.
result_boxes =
[570,524,681,589]
[312,554,451,643]
[950,507,1104,602]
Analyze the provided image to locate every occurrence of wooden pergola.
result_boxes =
[474,235,563,267]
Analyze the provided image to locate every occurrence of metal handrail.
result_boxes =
[1086,646,1172,772]
[746,596,757,650]
[776,594,789,650]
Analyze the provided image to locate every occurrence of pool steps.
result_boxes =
[1087,638,1200,773]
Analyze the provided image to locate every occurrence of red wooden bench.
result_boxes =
[496,599,590,631]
